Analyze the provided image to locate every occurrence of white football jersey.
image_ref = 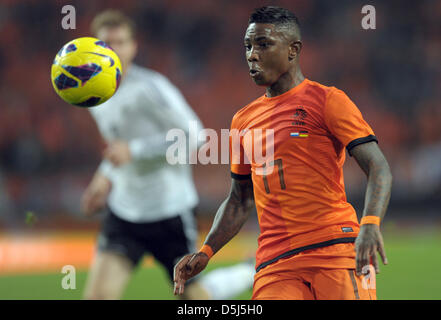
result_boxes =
[89,64,202,223]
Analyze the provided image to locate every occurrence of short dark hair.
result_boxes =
[91,10,136,38]
[248,6,301,38]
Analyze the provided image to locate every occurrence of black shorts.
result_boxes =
[97,207,198,282]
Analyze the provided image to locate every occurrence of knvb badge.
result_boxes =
[293,107,307,119]
[292,107,308,126]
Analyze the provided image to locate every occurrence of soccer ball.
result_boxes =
[51,37,122,107]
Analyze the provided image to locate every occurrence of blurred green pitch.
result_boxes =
[0,231,440,300]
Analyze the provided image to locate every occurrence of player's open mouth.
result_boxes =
[249,69,261,78]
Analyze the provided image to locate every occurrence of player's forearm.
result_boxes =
[129,134,174,161]
[362,162,392,220]
[97,159,114,180]
[204,180,254,254]
[130,123,201,162]
[204,199,250,254]
[89,166,112,194]
[351,142,393,220]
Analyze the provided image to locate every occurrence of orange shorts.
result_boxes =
[252,243,377,300]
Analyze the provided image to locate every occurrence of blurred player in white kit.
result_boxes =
[81,10,254,300]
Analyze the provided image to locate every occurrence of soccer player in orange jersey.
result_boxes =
[174,6,392,300]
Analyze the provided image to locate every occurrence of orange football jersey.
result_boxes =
[229,78,377,272]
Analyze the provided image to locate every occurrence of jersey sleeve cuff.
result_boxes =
[98,160,114,178]
[128,139,145,160]
[346,135,378,156]
[231,172,252,180]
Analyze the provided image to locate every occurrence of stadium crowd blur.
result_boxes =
[0,0,440,227]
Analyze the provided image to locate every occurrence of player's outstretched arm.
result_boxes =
[173,177,254,295]
[81,170,112,216]
[351,141,393,276]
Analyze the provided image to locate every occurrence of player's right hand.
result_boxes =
[355,224,388,276]
[173,252,210,295]
[81,173,112,216]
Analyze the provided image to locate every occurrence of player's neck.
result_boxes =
[121,62,133,82]
[266,69,305,98]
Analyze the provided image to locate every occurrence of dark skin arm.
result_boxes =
[351,141,393,276]
[173,177,254,295]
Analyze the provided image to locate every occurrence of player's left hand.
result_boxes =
[103,140,132,166]
[355,224,388,276]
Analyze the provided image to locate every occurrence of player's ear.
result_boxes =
[288,40,302,61]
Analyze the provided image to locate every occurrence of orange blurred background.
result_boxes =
[0,0,440,273]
